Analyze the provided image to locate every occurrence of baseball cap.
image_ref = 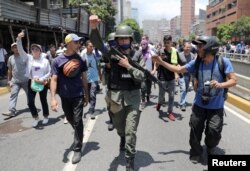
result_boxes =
[31,44,42,51]
[11,43,17,47]
[65,33,83,44]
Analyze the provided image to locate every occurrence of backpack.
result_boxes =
[226,43,231,51]
[194,55,228,100]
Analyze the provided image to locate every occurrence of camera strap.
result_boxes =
[201,58,215,95]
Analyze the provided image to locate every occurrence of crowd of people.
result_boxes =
[1,14,237,171]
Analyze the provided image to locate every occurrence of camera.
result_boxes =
[201,93,210,105]
[204,81,210,86]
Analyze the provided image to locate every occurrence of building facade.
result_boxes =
[0,0,99,52]
[170,16,181,41]
[180,0,195,38]
[206,0,250,35]
[131,8,139,24]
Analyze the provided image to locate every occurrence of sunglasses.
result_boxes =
[32,47,40,51]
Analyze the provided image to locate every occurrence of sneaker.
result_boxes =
[207,147,225,155]
[141,102,146,109]
[72,151,82,164]
[64,117,68,124]
[189,155,201,164]
[167,112,176,121]
[156,103,161,111]
[42,117,49,125]
[108,123,114,131]
[32,118,39,127]
[90,114,95,120]
[2,111,16,117]
[181,105,186,111]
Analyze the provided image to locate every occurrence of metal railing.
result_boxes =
[220,52,250,63]
[230,74,250,101]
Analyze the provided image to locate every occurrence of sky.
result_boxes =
[129,0,208,25]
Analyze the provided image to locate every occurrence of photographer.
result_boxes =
[152,35,237,164]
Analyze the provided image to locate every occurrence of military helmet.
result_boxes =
[115,25,133,39]
[107,32,116,41]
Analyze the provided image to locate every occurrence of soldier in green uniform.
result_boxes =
[89,15,146,171]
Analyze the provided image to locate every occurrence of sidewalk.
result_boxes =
[0,78,9,95]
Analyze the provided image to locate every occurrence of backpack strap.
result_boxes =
[217,55,228,100]
[194,56,201,80]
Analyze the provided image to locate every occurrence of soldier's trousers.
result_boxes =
[112,105,141,159]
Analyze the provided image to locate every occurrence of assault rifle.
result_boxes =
[110,47,167,91]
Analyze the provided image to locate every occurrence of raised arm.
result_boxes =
[89,15,108,54]
[16,31,29,60]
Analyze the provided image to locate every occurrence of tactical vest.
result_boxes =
[108,50,141,90]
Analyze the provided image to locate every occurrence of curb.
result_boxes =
[0,87,9,95]
[0,87,249,114]
[227,93,250,114]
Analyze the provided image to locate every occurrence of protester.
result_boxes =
[80,40,99,119]
[152,35,237,164]
[16,31,51,127]
[50,33,89,164]
[2,43,29,117]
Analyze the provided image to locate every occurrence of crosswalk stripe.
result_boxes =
[62,116,98,171]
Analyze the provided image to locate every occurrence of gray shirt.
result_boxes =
[7,54,29,83]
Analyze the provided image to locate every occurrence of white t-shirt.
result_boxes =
[31,58,47,79]
[0,48,7,62]
[144,50,156,72]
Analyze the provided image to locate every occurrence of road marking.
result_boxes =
[62,116,98,171]
[225,105,250,124]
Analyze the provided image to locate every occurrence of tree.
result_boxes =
[188,33,196,42]
[233,16,250,41]
[69,0,117,36]
[217,23,233,44]
[120,18,143,43]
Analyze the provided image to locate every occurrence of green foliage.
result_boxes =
[188,33,196,42]
[233,16,250,40]
[120,18,142,43]
[217,23,233,44]
[217,16,250,43]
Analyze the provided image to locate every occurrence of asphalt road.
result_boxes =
[0,84,250,171]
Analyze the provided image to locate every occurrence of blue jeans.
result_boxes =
[158,79,176,113]
[178,75,191,106]
[0,62,5,77]
[88,81,98,113]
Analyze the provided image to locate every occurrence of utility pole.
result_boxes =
[120,0,124,22]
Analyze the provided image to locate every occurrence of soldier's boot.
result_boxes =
[119,136,125,152]
[126,157,134,171]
